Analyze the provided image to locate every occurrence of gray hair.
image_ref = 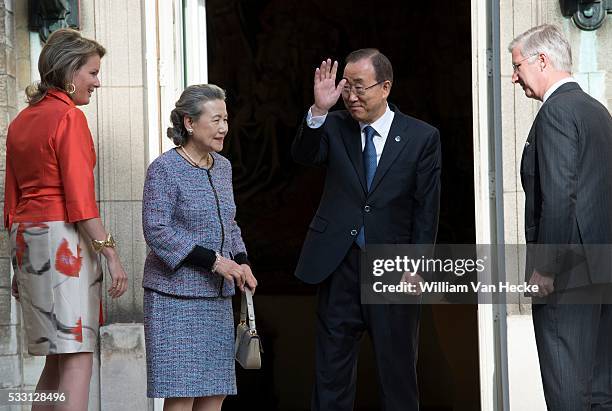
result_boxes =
[167,84,226,146]
[26,28,106,105]
[507,24,572,72]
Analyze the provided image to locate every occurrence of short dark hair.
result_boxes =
[345,48,393,83]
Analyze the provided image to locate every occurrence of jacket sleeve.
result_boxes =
[291,114,330,166]
[411,129,442,245]
[142,159,198,270]
[227,164,247,258]
[534,104,579,275]
[53,108,100,222]
[230,219,247,258]
[3,144,20,229]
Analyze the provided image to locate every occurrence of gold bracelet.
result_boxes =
[91,233,116,253]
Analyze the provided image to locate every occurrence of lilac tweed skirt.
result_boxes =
[143,288,237,398]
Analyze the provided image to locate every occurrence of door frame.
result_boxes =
[471,0,510,410]
[147,0,510,408]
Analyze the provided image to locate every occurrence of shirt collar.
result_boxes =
[543,77,576,103]
[47,88,76,106]
[360,104,394,138]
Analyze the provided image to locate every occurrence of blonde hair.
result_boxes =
[26,28,106,105]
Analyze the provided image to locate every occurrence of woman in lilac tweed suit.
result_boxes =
[142,84,257,410]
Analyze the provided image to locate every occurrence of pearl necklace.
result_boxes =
[180,146,212,169]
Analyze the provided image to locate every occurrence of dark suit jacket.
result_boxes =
[292,105,441,284]
[520,82,612,288]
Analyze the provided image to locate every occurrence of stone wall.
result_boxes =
[84,0,148,325]
[0,0,151,407]
[80,1,150,407]
[501,0,612,314]
[0,0,21,394]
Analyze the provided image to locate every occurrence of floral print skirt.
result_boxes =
[11,221,103,355]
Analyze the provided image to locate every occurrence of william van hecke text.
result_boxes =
[372,281,539,294]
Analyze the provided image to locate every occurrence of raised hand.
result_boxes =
[312,58,347,116]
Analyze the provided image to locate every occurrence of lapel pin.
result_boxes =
[395,136,401,142]
[525,141,530,147]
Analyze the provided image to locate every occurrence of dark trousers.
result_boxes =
[533,286,612,411]
[312,246,421,411]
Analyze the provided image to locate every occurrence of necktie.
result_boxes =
[362,126,377,190]
[355,125,377,248]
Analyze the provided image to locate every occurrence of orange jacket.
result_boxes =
[4,89,99,229]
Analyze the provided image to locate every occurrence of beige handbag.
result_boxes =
[235,289,262,369]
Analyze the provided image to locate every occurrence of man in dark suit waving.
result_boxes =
[510,25,612,410]
[292,49,441,411]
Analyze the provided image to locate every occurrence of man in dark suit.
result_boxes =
[511,24,612,410]
[292,49,441,411]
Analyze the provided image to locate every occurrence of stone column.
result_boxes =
[1,0,151,406]
[0,0,22,394]
[82,0,148,326]
[100,325,152,411]
[79,1,150,408]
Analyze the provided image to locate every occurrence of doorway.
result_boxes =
[205,0,479,409]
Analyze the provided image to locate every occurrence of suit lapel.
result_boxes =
[340,118,367,193]
[521,122,536,167]
[520,119,537,193]
[368,114,411,194]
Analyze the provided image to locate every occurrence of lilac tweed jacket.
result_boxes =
[142,149,247,297]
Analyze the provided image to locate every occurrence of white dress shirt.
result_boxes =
[306,105,395,165]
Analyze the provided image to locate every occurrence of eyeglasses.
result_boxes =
[342,80,385,96]
[512,53,539,72]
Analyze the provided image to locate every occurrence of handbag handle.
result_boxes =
[240,288,257,332]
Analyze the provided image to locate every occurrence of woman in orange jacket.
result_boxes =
[4,29,128,410]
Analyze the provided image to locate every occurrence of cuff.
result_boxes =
[182,245,217,270]
[233,252,250,266]
[306,107,327,128]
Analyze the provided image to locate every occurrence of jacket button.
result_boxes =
[350,229,358,236]
[364,205,371,212]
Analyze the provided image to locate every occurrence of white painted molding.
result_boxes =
[157,0,185,154]
[183,0,208,85]
[144,0,162,163]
